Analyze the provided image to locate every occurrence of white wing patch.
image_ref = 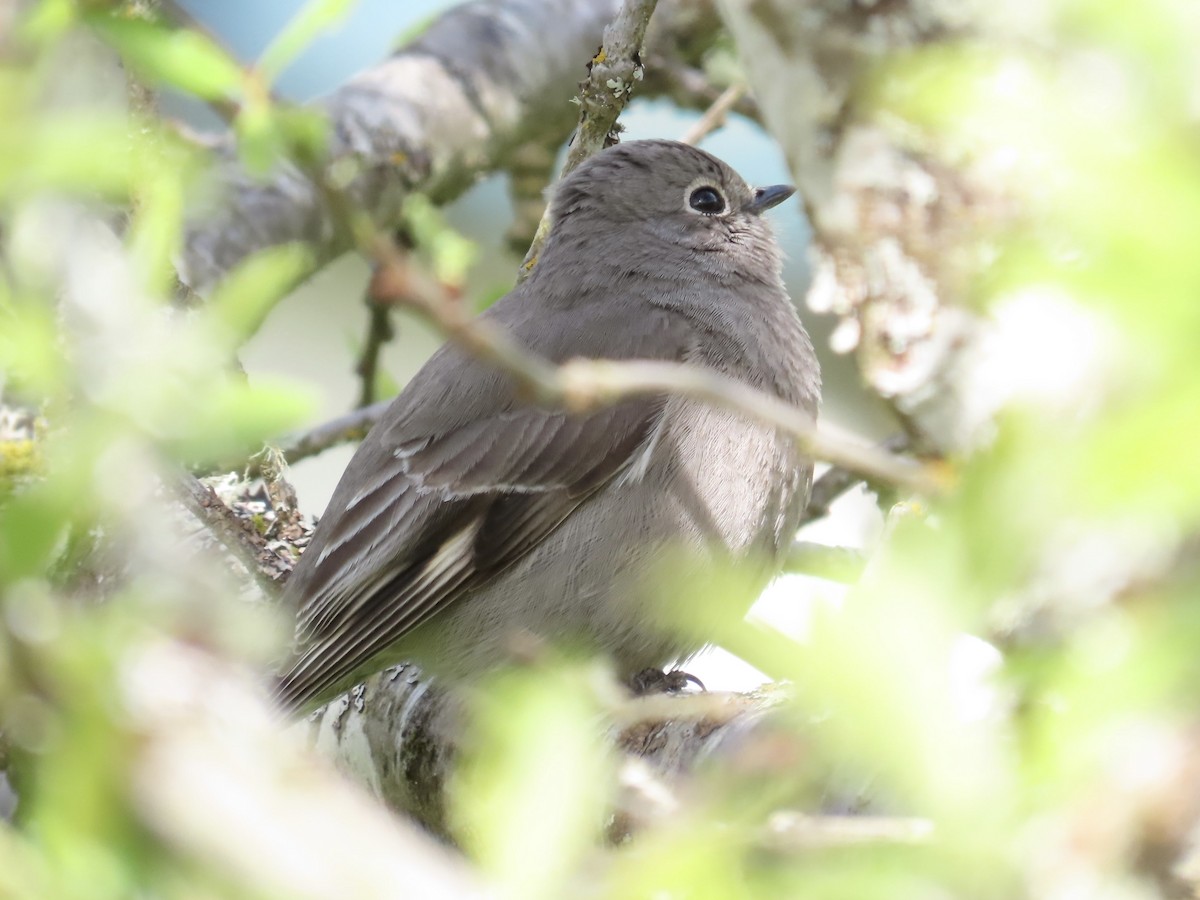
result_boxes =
[422,519,480,583]
[614,405,669,488]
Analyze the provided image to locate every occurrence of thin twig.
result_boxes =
[518,0,660,278]
[798,434,913,526]
[368,246,564,399]
[556,360,942,493]
[355,298,394,408]
[679,82,747,145]
[763,812,933,850]
[783,541,866,583]
[366,250,939,492]
[799,466,866,526]
[265,400,390,472]
[642,57,762,126]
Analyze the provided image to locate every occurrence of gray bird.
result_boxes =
[275,140,820,713]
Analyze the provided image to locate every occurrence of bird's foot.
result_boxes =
[629,667,707,695]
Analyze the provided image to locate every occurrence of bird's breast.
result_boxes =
[654,398,809,560]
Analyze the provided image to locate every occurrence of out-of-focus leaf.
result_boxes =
[15,0,75,44]
[125,151,188,298]
[451,663,613,900]
[401,195,477,288]
[256,0,358,84]
[0,299,65,397]
[0,117,134,199]
[234,95,284,176]
[205,243,314,344]
[372,366,400,402]
[169,378,314,465]
[0,486,69,583]
[272,107,330,166]
[0,824,50,898]
[86,14,244,102]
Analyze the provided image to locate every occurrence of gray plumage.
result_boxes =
[275,140,821,713]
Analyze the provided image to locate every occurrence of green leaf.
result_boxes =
[86,14,244,102]
[205,244,315,344]
[172,378,315,466]
[0,486,68,583]
[235,96,287,176]
[272,107,331,167]
[401,195,477,288]
[256,0,359,84]
[125,159,186,298]
[15,0,75,45]
[451,663,613,900]
[0,298,65,397]
[372,366,401,402]
[0,117,135,199]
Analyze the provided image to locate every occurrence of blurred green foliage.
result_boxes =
[1,3,315,896]
[1,0,1199,898]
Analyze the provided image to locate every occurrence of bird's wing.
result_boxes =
[276,298,691,708]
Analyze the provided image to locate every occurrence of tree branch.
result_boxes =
[178,0,705,296]
[364,247,940,493]
[679,81,746,145]
[171,473,287,598]
[301,670,782,834]
[719,1,1008,454]
[517,0,660,276]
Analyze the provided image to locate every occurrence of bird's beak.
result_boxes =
[748,184,795,214]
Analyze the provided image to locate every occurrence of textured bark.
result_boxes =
[718,0,1011,453]
[179,0,722,296]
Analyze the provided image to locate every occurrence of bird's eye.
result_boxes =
[688,186,726,215]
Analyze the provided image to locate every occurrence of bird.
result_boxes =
[275,139,821,714]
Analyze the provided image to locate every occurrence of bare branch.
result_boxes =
[517,0,660,277]
[503,139,560,254]
[679,82,746,145]
[556,360,941,493]
[179,0,705,296]
[560,0,660,177]
[365,248,939,493]
[266,400,390,471]
[800,465,867,526]
[302,671,782,833]
[798,437,910,527]
[719,1,1007,453]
